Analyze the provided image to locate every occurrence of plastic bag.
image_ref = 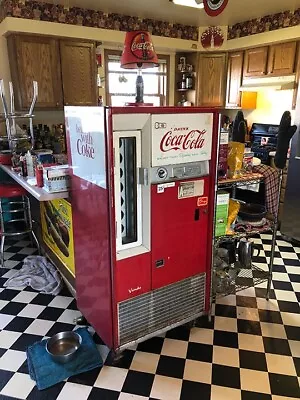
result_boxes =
[227,142,245,178]
[226,199,240,234]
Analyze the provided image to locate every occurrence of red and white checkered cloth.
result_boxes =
[253,164,280,217]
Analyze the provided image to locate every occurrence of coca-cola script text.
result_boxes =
[160,130,206,152]
[76,125,95,159]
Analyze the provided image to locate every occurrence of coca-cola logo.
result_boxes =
[130,32,155,61]
[76,125,95,159]
[160,129,206,152]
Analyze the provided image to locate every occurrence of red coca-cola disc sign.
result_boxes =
[130,32,155,61]
[203,0,229,17]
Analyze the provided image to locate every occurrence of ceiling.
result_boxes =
[50,0,300,26]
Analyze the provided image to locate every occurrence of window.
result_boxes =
[105,50,169,106]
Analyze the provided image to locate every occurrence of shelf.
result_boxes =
[177,88,192,92]
[216,218,274,242]
[214,262,269,299]
[0,165,69,202]
[218,172,264,189]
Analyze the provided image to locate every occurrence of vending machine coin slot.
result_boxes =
[194,209,200,221]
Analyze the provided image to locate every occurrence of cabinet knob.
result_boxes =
[56,102,59,106]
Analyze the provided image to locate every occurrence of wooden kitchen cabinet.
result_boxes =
[7,35,63,110]
[267,42,296,76]
[226,51,243,107]
[243,47,268,77]
[196,53,226,107]
[60,40,97,106]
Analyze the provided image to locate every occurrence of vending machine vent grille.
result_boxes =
[118,274,206,347]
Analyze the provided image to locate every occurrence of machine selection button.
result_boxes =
[172,167,184,178]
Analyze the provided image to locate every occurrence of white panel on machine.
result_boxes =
[151,113,213,167]
[114,131,143,252]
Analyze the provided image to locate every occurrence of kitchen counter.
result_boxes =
[0,164,69,201]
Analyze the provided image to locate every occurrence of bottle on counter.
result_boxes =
[180,74,186,89]
[20,153,27,177]
[35,163,44,188]
[186,74,193,89]
[177,94,186,106]
[25,150,34,177]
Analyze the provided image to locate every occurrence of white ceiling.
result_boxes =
[53,0,300,26]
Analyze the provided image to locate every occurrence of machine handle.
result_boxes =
[138,168,148,185]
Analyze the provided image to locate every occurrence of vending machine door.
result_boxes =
[151,176,210,290]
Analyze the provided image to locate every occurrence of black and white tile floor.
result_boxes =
[0,232,299,399]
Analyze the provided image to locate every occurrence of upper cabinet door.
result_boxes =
[197,53,226,107]
[243,47,268,77]
[7,35,63,110]
[226,51,244,108]
[267,42,296,76]
[60,40,97,106]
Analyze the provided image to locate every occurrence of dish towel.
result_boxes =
[4,255,63,295]
[27,328,103,390]
[253,164,280,217]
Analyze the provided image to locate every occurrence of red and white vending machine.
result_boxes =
[65,106,220,351]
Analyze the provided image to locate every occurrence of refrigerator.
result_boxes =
[281,126,300,242]
[65,106,220,351]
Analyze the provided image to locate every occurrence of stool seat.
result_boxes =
[0,184,27,198]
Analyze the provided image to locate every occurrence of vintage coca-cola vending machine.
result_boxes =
[65,106,220,352]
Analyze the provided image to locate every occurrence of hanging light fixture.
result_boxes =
[120,31,159,106]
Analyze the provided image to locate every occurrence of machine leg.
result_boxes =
[74,316,88,326]
[108,350,124,366]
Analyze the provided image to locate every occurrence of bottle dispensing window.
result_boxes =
[114,131,142,252]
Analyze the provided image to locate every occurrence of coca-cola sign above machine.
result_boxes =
[152,114,213,167]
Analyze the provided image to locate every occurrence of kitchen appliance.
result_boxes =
[237,238,261,268]
[250,123,279,164]
[219,239,237,265]
[281,110,300,241]
[238,203,267,222]
[65,106,220,352]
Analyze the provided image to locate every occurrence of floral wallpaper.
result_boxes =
[0,0,199,41]
[228,8,300,39]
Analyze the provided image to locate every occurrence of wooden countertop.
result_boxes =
[0,164,69,201]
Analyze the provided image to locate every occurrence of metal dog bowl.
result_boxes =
[46,331,82,364]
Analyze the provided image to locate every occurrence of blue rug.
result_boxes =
[27,327,103,390]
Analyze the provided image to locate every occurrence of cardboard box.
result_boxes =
[215,191,230,237]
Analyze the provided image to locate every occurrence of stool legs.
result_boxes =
[26,196,40,254]
[0,195,41,267]
[0,198,5,268]
[0,235,5,268]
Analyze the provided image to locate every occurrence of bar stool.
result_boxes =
[0,184,40,267]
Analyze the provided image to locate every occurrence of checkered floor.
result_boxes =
[0,233,299,400]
